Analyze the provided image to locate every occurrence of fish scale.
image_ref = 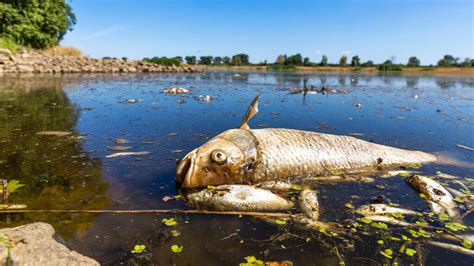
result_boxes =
[249,128,436,181]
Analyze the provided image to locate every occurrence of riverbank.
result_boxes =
[195,65,474,75]
[0,49,196,74]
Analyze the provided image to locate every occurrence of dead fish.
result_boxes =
[355,204,420,217]
[427,241,474,256]
[186,184,294,211]
[36,131,71,137]
[177,96,436,188]
[364,215,418,228]
[299,189,319,220]
[106,151,150,158]
[163,87,189,94]
[406,175,460,218]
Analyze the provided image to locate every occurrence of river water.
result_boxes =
[0,72,473,265]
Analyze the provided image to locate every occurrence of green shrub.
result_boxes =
[144,57,181,66]
[267,65,296,70]
[0,0,76,49]
[0,37,20,53]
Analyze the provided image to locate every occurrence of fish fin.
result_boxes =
[239,95,260,129]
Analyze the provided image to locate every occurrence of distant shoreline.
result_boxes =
[195,65,474,76]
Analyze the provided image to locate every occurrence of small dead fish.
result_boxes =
[107,146,132,151]
[186,185,294,211]
[299,189,319,220]
[36,131,72,137]
[381,170,418,178]
[163,87,189,94]
[406,175,460,218]
[355,204,420,217]
[106,151,150,158]
[456,144,474,152]
[364,215,418,228]
[427,241,474,256]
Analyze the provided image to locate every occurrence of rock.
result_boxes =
[0,48,12,56]
[0,223,99,265]
[0,50,198,73]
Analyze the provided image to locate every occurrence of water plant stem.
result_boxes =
[0,209,291,218]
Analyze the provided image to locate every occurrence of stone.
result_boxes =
[0,222,99,265]
[0,48,12,56]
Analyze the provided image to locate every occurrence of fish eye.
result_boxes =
[211,149,227,165]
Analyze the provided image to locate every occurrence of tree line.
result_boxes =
[144,53,473,69]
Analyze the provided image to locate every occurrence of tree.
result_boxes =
[0,0,76,48]
[303,57,311,66]
[213,56,223,65]
[406,56,420,67]
[351,55,360,67]
[222,56,231,64]
[339,55,347,66]
[362,60,374,67]
[437,55,459,67]
[172,56,183,64]
[461,58,472,67]
[199,56,213,65]
[276,54,286,65]
[285,54,303,65]
[231,54,249,65]
[185,56,196,65]
[320,55,328,66]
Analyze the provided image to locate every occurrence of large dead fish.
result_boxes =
[177,96,437,188]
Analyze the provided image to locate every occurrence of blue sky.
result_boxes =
[62,0,473,65]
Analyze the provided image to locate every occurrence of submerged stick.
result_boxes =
[0,209,291,218]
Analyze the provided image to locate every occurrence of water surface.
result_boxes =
[0,72,473,265]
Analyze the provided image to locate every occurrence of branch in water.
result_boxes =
[0,209,291,218]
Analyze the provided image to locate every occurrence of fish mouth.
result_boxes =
[176,150,198,188]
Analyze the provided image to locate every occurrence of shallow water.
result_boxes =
[0,72,473,265]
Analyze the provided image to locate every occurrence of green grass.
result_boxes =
[0,38,21,53]
[267,65,296,70]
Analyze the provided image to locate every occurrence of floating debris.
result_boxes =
[171,149,183,154]
[348,133,364,136]
[115,138,130,144]
[0,204,27,210]
[106,151,150,158]
[118,99,142,104]
[163,88,189,94]
[355,103,363,108]
[107,146,132,151]
[36,131,72,137]
[456,144,474,152]
[193,95,214,102]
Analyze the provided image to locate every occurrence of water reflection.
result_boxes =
[0,72,472,265]
[0,78,110,239]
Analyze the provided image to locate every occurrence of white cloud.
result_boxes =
[342,50,352,55]
[81,26,124,41]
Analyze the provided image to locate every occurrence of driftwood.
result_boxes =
[0,209,291,218]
